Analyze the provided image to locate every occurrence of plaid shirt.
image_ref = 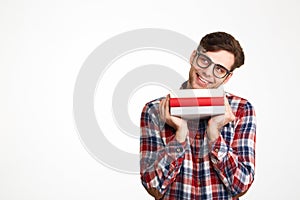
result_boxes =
[140,88,256,200]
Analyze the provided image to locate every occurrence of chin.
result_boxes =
[193,85,203,89]
[191,82,205,89]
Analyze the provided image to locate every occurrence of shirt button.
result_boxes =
[211,158,218,164]
[196,135,200,139]
[197,181,201,186]
[176,148,181,153]
[196,158,200,163]
[215,148,219,153]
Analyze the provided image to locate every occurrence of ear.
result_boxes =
[190,50,197,64]
[223,73,233,84]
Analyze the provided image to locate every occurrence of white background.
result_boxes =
[1,0,300,199]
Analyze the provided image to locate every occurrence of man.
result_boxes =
[140,32,256,199]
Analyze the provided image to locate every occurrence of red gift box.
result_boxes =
[169,87,225,119]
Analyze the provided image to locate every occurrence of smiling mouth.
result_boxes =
[196,72,210,86]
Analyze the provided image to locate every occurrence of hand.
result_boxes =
[207,96,235,142]
[159,94,188,143]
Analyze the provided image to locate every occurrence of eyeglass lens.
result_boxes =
[195,53,229,78]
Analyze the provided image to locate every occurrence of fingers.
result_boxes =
[224,96,235,122]
[165,94,171,119]
[160,94,187,131]
[159,94,169,121]
[159,98,165,121]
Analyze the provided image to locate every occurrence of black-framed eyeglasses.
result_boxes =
[193,51,232,79]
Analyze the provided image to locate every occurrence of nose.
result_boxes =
[199,65,214,78]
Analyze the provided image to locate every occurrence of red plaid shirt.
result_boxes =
[140,90,256,199]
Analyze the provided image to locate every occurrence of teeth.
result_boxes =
[199,76,208,83]
[196,73,209,84]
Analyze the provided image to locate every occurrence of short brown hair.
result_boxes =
[198,32,245,71]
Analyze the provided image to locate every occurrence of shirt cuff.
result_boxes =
[165,139,186,160]
[209,135,228,165]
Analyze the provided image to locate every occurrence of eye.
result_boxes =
[197,55,210,67]
[214,65,228,75]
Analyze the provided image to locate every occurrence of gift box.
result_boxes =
[169,87,225,119]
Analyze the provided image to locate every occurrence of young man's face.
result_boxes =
[188,50,234,89]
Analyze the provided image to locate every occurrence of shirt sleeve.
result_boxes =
[140,100,187,198]
[208,101,256,197]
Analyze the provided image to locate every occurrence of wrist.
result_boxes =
[175,124,188,143]
[206,126,220,142]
